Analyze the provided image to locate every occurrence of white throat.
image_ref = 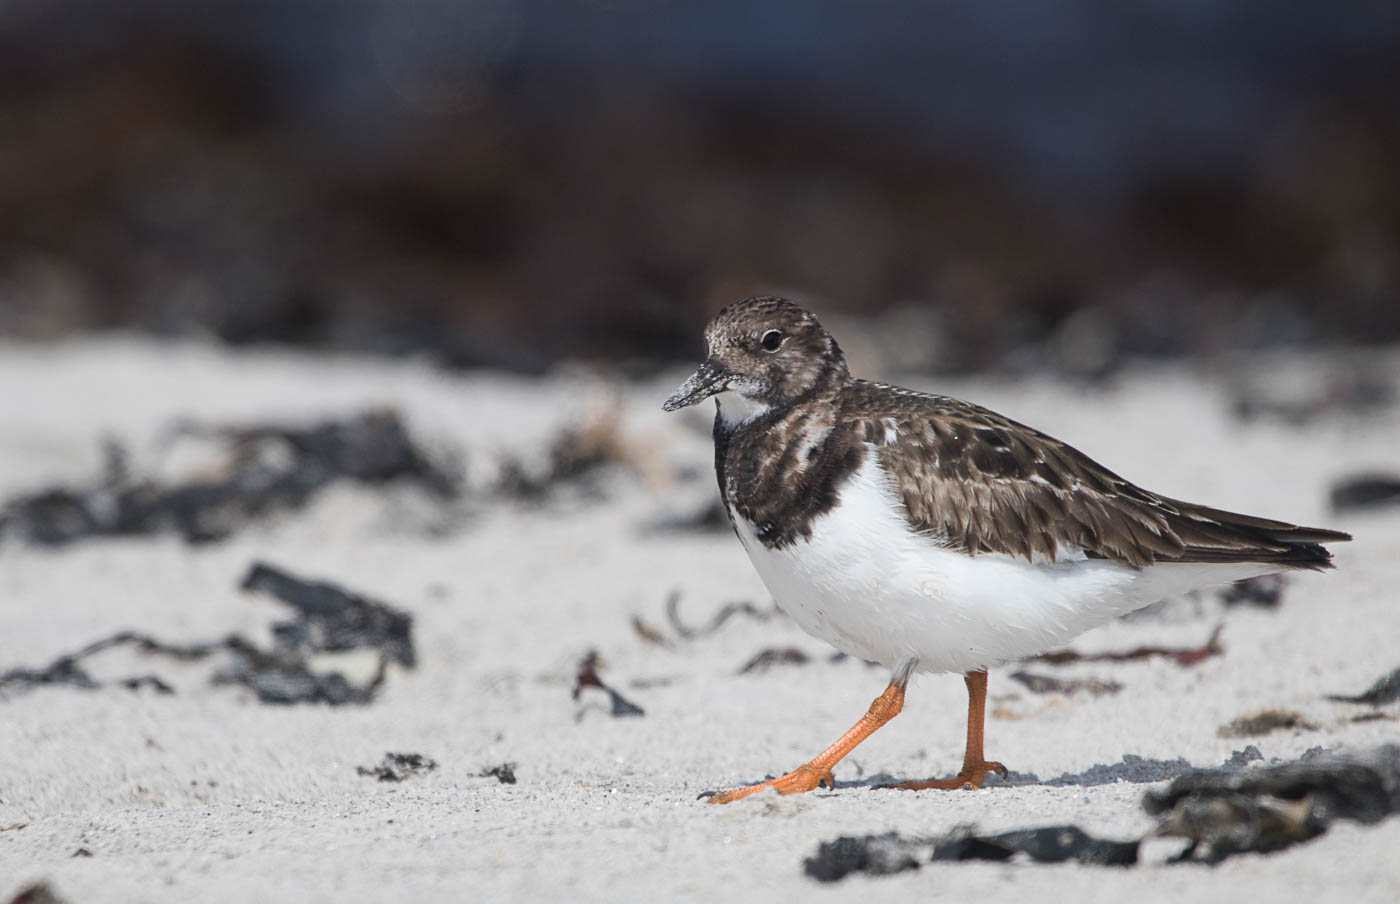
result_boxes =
[714,389,771,428]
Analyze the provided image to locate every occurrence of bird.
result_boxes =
[662,295,1351,805]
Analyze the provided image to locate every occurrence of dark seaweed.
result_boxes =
[1218,574,1285,608]
[356,753,438,782]
[1217,709,1316,738]
[1008,670,1122,696]
[1327,666,1400,706]
[1032,625,1223,667]
[1,563,411,706]
[242,561,415,668]
[1330,474,1400,513]
[932,825,1139,866]
[7,883,69,904]
[807,746,1400,879]
[1145,745,1400,863]
[804,833,923,882]
[572,650,645,718]
[0,410,457,547]
[738,647,810,674]
[664,591,777,641]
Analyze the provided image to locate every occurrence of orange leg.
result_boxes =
[881,669,1006,791]
[705,675,908,805]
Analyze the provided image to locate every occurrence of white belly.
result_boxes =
[731,453,1275,674]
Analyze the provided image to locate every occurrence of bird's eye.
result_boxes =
[760,329,783,351]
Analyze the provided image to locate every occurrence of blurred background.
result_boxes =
[2,0,1399,376]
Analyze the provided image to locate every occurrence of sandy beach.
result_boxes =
[3,336,1399,902]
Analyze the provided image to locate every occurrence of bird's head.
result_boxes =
[662,296,848,425]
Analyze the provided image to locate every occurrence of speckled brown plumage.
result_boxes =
[846,382,1346,568]
[697,296,1349,569]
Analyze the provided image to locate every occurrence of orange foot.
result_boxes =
[703,763,837,804]
[879,760,1008,791]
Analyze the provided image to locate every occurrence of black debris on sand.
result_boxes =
[1011,753,1201,787]
[804,833,924,883]
[808,746,1400,879]
[630,616,673,649]
[6,883,69,904]
[1328,666,1400,706]
[1032,625,1224,667]
[932,825,1140,866]
[572,650,645,718]
[1009,670,1123,697]
[356,753,438,782]
[1217,709,1317,738]
[664,591,777,641]
[481,763,518,784]
[805,825,1138,882]
[738,647,811,674]
[1218,574,1286,608]
[0,562,413,706]
[1145,745,1400,863]
[241,561,416,668]
[0,631,222,697]
[0,409,458,547]
[214,635,390,706]
[1330,473,1400,513]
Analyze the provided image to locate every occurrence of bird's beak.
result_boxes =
[662,360,729,411]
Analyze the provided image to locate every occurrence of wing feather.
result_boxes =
[844,382,1349,570]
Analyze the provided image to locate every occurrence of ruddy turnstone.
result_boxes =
[663,296,1350,805]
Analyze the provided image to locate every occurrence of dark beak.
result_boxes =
[662,360,729,411]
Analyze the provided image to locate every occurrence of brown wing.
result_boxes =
[847,385,1349,570]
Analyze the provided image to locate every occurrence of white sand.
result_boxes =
[2,337,1399,902]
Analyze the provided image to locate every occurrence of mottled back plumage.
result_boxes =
[845,382,1346,568]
